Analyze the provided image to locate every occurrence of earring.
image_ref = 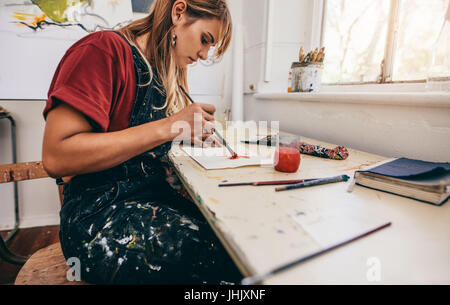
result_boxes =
[171,34,177,47]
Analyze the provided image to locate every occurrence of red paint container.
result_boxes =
[274,147,301,173]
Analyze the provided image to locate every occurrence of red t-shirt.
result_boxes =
[43,31,136,132]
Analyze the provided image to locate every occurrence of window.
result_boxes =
[322,0,449,84]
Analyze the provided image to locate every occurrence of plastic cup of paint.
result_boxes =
[274,147,301,173]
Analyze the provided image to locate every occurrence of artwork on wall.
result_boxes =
[131,0,153,13]
[0,0,135,100]
[0,0,230,101]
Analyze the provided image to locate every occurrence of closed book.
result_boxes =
[354,158,450,206]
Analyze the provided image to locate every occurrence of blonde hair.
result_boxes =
[119,0,233,116]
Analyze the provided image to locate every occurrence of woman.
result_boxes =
[42,0,241,284]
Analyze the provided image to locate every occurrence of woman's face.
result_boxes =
[172,14,221,68]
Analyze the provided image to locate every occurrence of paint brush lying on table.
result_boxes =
[242,135,349,160]
[275,174,350,192]
[219,178,318,187]
[179,85,238,158]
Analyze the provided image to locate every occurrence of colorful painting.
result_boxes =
[0,0,134,99]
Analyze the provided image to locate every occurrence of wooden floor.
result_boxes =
[0,226,60,285]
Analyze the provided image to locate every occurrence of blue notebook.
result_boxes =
[354,158,450,205]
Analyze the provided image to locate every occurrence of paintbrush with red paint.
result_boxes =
[180,85,238,158]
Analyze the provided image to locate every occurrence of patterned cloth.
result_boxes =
[249,135,349,160]
[298,142,349,160]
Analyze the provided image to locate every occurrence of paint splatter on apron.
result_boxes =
[58,32,242,285]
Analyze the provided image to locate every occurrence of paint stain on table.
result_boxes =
[206,175,224,181]
[209,197,220,204]
[339,161,380,172]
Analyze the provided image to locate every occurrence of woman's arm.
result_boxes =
[43,103,172,178]
[42,102,215,178]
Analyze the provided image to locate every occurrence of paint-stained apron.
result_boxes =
[58,31,242,285]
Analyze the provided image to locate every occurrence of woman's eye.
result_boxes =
[202,36,208,44]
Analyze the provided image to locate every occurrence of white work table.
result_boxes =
[168,133,450,285]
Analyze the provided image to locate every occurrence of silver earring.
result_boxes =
[171,34,177,47]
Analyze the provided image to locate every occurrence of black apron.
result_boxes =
[58,31,241,285]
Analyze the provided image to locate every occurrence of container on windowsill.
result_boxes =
[288,62,323,93]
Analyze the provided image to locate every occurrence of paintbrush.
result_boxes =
[219,178,318,187]
[179,85,237,158]
[275,174,350,192]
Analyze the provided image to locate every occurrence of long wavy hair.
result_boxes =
[119,0,233,116]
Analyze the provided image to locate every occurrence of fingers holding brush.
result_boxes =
[201,120,223,148]
[192,120,219,147]
[202,120,215,136]
[198,103,216,118]
[193,134,221,148]
[203,133,223,147]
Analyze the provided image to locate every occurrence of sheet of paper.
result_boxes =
[181,146,273,170]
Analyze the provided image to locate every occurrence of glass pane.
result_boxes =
[322,0,391,83]
[393,0,448,81]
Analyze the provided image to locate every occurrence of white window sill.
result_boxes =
[254,91,450,108]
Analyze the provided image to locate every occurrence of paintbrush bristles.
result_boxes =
[298,46,325,63]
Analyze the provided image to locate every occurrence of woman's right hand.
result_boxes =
[167,103,218,146]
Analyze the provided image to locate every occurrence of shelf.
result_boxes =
[254,92,450,108]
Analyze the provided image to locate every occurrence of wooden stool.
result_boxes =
[1,161,78,284]
[14,243,87,285]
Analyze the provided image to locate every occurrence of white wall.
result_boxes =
[241,0,450,162]
[243,0,314,93]
[0,101,60,230]
[244,96,450,162]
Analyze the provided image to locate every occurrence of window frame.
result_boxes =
[321,0,449,87]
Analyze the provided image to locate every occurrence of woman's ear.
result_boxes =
[172,0,187,25]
